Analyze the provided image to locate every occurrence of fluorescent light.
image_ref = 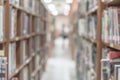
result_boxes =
[66,0,73,3]
[44,0,52,3]
[65,4,70,11]
[48,4,56,11]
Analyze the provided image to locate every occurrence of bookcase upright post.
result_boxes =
[96,0,103,80]
[4,0,10,79]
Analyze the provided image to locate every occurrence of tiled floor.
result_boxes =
[41,37,76,80]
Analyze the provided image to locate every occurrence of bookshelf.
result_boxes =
[76,0,120,80]
[0,0,48,80]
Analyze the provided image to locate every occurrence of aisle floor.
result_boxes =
[42,37,76,80]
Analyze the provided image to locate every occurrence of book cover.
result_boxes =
[10,7,17,39]
[0,1,4,41]
[9,43,16,75]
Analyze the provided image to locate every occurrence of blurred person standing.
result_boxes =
[61,24,70,49]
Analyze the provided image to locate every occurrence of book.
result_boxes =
[10,0,19,5]
[34,18,41,33]
[9,43,16,75]
[0,57,7,80]
[30,38,34,54]
[10,7,17,39]
[20,40,27,64]
[0,0,4,41]
[35,54,40,69]
[102,7,120,45]
[35,36,40,51]
[114,64,120,80]
[20,67,29,80]
[20,13,29,36]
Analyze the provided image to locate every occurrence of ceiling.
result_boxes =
[42,0,73,16]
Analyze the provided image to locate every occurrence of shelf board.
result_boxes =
[10,32,45,42]
[10,3,40,17]
[81,35,96,44]
[103,42,120,50]
[87,6,98,15]
[104,0,120,6]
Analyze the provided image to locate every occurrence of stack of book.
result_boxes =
[101,48,120,80]
[0,0,4,41]
[102,7,120,45]
[76,38,96,80]
[78,16,97,40]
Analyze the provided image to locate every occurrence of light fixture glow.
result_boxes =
[44,0,52,3]
[65,4,70,11]
[48,4,56,11]
[66,0,73,3]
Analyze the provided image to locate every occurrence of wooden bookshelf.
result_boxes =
[0,0,49,80]
[77,0,120,80]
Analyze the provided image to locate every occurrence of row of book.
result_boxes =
[0,0,40,41]
[102,7,120,45]
[101,47,120,80]
[87,0,98,10]
[78,0,97,15]
[9,36,41,75]
[10,7,42,39]
[78,16,97,40]
[10,0,40,13]
[102,0,113,2]
[76,37,96,80]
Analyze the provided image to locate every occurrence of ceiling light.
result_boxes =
[44,0,52,3]
[66,0,73,3]
[65,4,70,11]
[48,4,56,11]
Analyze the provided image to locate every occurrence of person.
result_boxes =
[61,24,70,49]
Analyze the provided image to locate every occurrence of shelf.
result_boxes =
[10,32,46,42]
[10,3,40,17]
[87,6,98,15]
[8,47,45,79]
[103,42,120,50]
[9,55,33,79]
[104,0,120,6]
[81,35,96,44]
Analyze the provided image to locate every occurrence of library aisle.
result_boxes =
[42,37,76,80]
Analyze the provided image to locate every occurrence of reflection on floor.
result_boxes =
[42,37,76,80]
